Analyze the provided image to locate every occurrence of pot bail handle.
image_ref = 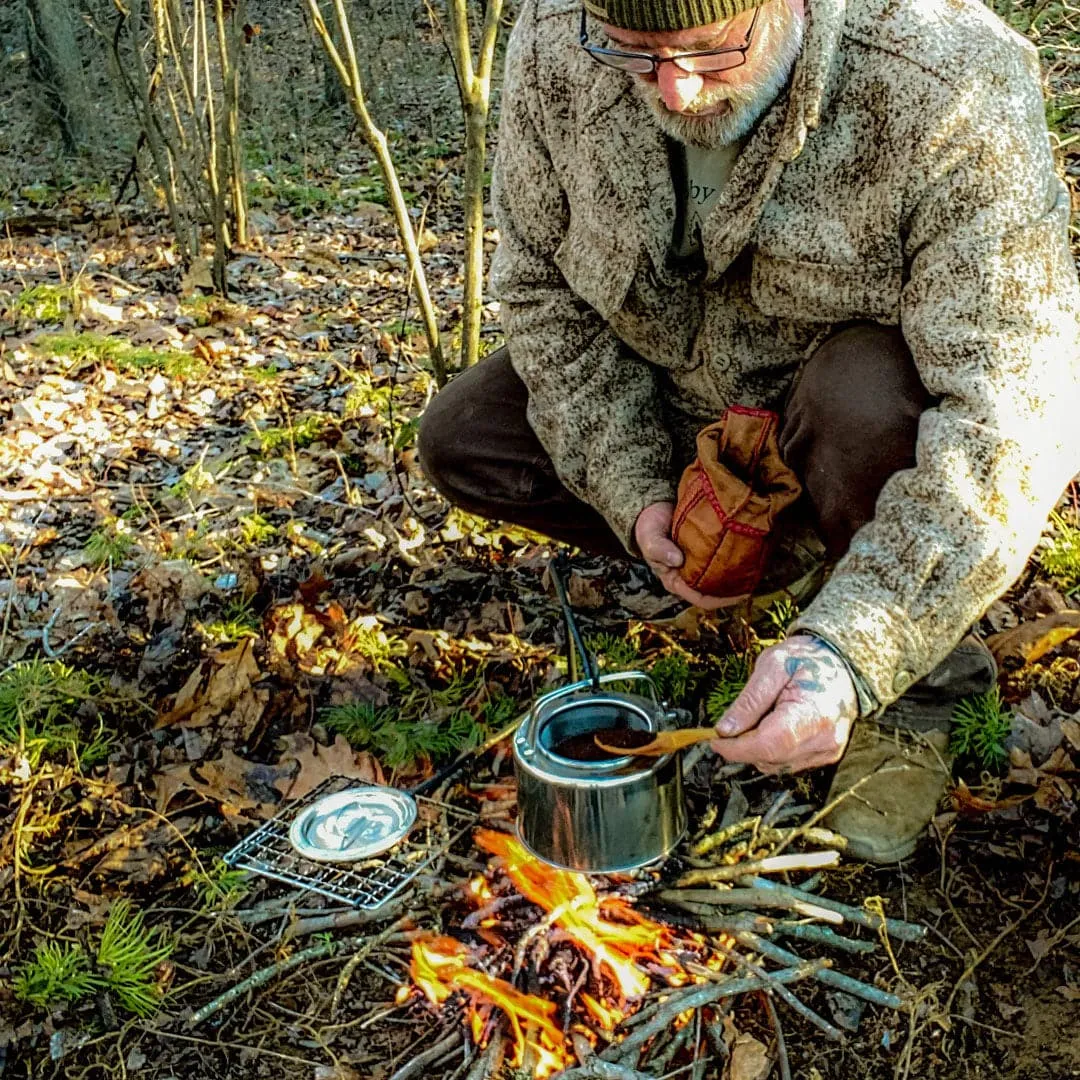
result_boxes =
[550,553,601,693]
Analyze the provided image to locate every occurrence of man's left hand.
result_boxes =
[711,636,858,773]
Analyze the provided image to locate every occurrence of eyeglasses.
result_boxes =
[579,4,760,75]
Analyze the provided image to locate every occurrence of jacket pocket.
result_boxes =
[751,253,902,325]
[554,219,638,322]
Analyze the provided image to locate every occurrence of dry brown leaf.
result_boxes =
[156,639,267,741]
[987,611,1080,668]
[1062,717,1080,751]
[274,733,384,801]
[567,571,606,610]
[153,750,290,817]
[728,1031,772,1080]
[83,818,198,884]
[950,778,1030,815]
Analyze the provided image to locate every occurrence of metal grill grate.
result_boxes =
[223,776,478,909]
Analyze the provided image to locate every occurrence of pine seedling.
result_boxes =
[0,659,104,766]
[950,687,1013,770]
[184,857,250,911]
[13,941,100,1008]
[651,653,695,705]
[323,701,483,768]
[84,519,135,567]
[1039,512,1080,594]
[706,653,754,722]
[95,900,174,1017]
[586,632,642,673]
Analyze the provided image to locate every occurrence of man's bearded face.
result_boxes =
[607,1,805,149]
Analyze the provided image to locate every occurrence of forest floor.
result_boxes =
[1,2,1079,1079]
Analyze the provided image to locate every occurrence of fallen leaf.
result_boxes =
[153,749,290,817]
[274,733,384,801]
[156,638,267,742]
[988,611,1080,668]
[71,817,198,883]
[567,571,606,610]
[1063,718,1080,751]
[728,1031,772,1080]
[1026,930,1053,963]
[951,778,1030,815]
[1057,985,1080,1001]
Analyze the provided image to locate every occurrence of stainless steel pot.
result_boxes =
[513,670,687,873]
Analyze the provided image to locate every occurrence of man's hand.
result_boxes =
[634,501,749,611]
[711,636,858,773]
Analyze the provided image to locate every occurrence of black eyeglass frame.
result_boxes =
[578,3,760,75]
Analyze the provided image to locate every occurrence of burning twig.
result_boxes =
[388,1030,465,1080]
[462,893,526,928]
[464,1027,505,1080]
[676,849,841,885]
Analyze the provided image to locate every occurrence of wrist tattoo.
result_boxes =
[784,653,833,693]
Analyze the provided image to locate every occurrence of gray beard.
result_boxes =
[632,7,804,149]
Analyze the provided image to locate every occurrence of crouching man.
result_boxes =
[419,0,1080,860]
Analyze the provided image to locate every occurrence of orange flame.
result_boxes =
[411,935,572,1076]
[475,829,670,1000]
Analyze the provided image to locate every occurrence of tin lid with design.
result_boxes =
[288,787,417,862]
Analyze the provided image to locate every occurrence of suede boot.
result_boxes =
[823,635,997,863]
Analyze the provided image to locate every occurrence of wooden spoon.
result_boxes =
[593,727,718,757]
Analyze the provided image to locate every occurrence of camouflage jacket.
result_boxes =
[489,0,1080,707]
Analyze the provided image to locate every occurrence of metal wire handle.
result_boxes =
[550,553,601,692]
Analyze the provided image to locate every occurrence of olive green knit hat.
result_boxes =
[582,0,760,31]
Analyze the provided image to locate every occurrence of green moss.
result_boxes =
[38,332,203,378]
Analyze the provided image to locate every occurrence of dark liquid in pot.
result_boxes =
[550,726,653,761]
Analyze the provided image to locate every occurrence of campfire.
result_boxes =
[401,812,926,1079]
[410,830,745,1077]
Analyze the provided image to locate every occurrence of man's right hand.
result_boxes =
[634,501,748,610]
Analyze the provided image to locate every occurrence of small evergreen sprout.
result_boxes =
[95,900,174,1018]
[84,519,135,567]
[706,653,754,722]
[323,701,483,768]
[586,632,642,673]
[14,941,100,1008]
[1039,512,1080,594]
[651,653,695,705]
[950,687,1013,770]
[0,659,107,766]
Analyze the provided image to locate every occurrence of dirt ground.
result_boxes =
[1,1,1079,1078]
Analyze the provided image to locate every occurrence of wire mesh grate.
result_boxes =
[223,776,479,909]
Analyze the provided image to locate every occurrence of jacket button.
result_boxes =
[892,670,915,694]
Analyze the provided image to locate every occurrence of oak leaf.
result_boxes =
[274,733,384,801]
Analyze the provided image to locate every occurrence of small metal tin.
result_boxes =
[513,670,687,873]
[288,786,417,862]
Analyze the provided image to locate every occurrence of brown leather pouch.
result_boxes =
[671,406,802,598]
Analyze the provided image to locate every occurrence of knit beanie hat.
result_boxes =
[583,0,760,31]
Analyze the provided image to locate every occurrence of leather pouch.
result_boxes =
[671,406,803,598]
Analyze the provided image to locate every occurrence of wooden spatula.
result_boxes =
[593,727,717,757]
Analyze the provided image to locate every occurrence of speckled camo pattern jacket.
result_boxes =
[490,0,1080,707]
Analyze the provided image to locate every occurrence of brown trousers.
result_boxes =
[417,324,933,561]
